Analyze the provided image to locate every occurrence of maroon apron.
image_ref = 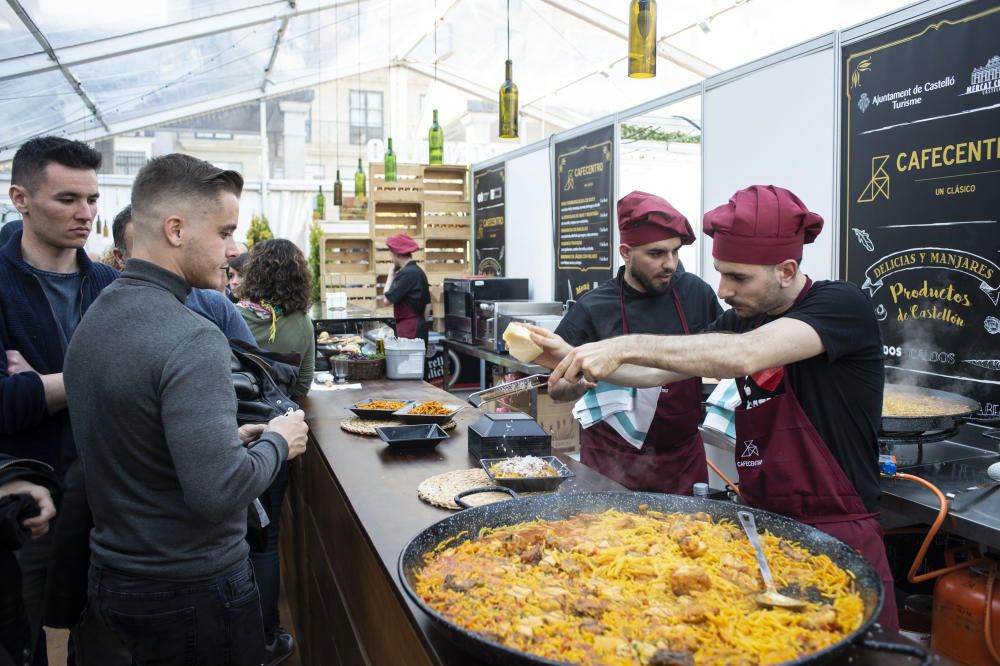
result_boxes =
[733,279,899,629]
[393,300,420,339]
[580,284,707,494]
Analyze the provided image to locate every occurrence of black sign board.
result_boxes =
[554,125,615,303]
[472,164,506,276]
[841,1,1000,417]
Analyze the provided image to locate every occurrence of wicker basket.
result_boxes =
[344,357,385,381]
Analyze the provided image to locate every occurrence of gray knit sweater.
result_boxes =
[64,259,287,580]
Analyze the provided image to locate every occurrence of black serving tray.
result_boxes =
[480,456,574,492]
[375,424,449,449]
[392,402,464,425]
[349,398,415,420]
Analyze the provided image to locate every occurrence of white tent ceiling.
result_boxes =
[0,0,917,162]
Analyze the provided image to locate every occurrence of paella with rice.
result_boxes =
[414,508,864,665]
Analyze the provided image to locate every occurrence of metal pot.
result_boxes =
[882,384,980,433]
[398,492,923,665]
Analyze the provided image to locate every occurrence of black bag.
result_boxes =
[229,341,301,551]
[230,341,301,424]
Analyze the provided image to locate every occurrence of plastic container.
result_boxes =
[385,336,426,380]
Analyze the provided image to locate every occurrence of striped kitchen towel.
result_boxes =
[573,382,660,450]
[703,378,739,439]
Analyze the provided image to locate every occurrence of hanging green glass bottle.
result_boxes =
[628,0,656,78]
[383,137,397,182]
[354,158,366,199]
[428,109,443,165]
[314,185,325,220]
[499,59,518,139]
[333,170,343,206]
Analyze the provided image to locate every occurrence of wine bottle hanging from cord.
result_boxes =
[499,59,518,139]
[333,170,343,206]
[628,0,656,78]
[354,158,366,199]
[428,109,443,164]
[314,185,325,220]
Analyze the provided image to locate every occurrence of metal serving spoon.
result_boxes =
[737,510,806,611]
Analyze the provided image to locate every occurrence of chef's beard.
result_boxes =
[628,261,674,295]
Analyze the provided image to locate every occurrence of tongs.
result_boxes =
[466,374,549,408]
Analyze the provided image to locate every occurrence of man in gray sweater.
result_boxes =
[64,154,307,666]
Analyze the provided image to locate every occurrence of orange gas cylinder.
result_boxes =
[931,564,1000,665]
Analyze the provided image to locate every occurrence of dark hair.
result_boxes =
[112,204,132,254]
[11,137,102,193]
[131,154,243,224]
[228,252,250,274]
[241,239,312,315]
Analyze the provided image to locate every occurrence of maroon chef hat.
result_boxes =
[703,185,823,265]
[617,191,695,247]
[385,233,420,255]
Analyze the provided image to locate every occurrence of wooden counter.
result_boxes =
[282,379,944,666]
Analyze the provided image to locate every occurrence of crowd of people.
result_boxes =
[1,137,311,666]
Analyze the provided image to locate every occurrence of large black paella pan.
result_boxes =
[399,492,922,666]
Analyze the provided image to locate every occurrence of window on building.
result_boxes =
[349,90,383,144]
[114,151,146,175]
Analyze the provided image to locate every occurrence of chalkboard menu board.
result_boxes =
[472,164,506,276]
[554,125,615,303]
[841,0,1000,418]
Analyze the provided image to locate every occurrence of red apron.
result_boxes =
[734,279,899,629]
[393,300,421,339]
[580,284,707,494]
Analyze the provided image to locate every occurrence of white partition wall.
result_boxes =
[505,147,555,301]
[701,34,839,292]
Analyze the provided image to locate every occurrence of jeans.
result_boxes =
[89,559,265,666]
[249,462,289,642]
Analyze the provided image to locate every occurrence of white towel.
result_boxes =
[703,378,739,439]
[572,382,660,450]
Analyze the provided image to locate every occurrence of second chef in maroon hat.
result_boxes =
[534,184,898,629]
[382,233,431,343]
[551,190,722,493]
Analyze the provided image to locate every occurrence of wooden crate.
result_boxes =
[320,272,379,309]
[373,246,426,275]
[423,200,470,240]
[370,163,423,203]
[371,202,422,239]
[421,165,468,202]
[321,236,373,274]
[424,238,469,273]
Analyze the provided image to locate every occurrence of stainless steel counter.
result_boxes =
[701,423,1000,550]
[442,339,548,387]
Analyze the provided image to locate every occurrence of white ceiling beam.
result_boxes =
[6,0,109,131]
[397,0,464,61]
[534,0,720,79]
[261,16,291,92]
[0,60,388,162]
[0,0,361,82]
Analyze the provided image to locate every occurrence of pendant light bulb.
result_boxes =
[499,59,519,139]
[628,0,657,78]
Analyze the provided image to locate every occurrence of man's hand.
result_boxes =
[267,410,308,461]
[550,337,628,386]
[520,324,573,370]
[238,423,267,446]
[0,480,57,539]
[6,350,37,374]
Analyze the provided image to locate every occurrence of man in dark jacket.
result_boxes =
[0,137,121,663]
[0,454,58,666]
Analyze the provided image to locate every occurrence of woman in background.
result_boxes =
[227,252,250,303]
[236,238,315,666]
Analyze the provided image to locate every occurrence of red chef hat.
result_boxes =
[703,185,823,265]
[385,233,420,255]
[617,191,695,247]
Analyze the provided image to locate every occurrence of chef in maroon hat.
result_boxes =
[382,233,431,342]
[550,191,722,493]
[533,184,898,629]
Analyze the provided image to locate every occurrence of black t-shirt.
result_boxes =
[556,268,723,345]
[708,280,884,512]
[384,261,430,315]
